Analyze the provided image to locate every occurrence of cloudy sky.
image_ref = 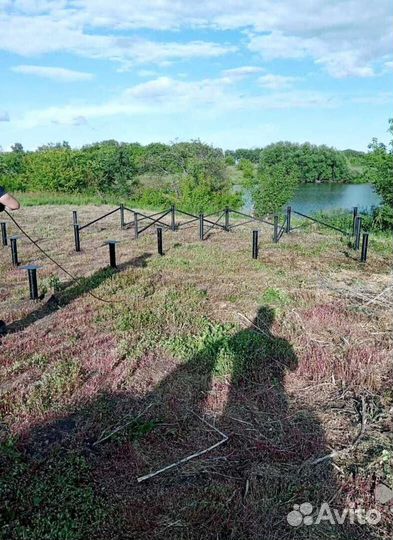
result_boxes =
[1,0,392,151]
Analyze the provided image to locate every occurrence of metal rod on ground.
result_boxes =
[28,269,38,300]
[360,233,369,262]
[103,240,119,268]
[171,205,176,231]
[10,236,19,266]
[224,207,230,231]
[109,243,116,268]
[157,227,163,255]
[286,206,291,233]
[252,230,259,259]
[73,223,81,252]
[354,216,362,250]
[273,214,279,243]
[352,207,358,235]
[134,212,139,239]
[1,222,7,246]
[20,265,41,300]
[199,214,204,241]
[120,204,125,229]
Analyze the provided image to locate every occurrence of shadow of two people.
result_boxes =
[11,306,368,539]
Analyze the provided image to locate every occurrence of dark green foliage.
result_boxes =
[238,158,255,184]
[259,141,351,183]
[342,149,368,183]
[252,162,299,215]
[365,119,393,229]
[0,139,241,213]
[135,140,242,212]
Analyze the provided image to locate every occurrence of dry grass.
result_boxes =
[0,204,392,540]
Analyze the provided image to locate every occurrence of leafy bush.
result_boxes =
[252,162,298,215]
[366,119,393,230]
[259,141,351,183]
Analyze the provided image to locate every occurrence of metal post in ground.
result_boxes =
[170,205,176,231]
[286,206,292,233]
[1,222,7,246]
[199,214,204,240]
[354,216,362,250]
[352,207,358,235]
[134,212,139,239]
[72,210,78,225]
[273,214,279,243]
[20,265,41,300]
[157,227,163,255]
[224,207,230,231]
[10,236,19,266]
[360,233,369,262]
[73,223,81,252]
[103,240,119,268]
[252,229,259,259]
[120,204,125,229]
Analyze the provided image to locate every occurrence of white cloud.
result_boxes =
[0,1,391,77]
[221,66,264,79]
[12,65,94,81]
[258,73,297,89]
[248,31,317,61]
[17,75,338,129]
[0,13,236,68]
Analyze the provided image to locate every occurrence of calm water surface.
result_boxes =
[242,183,381,215]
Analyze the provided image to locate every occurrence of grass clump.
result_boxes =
[27,359,83,414]
[261,287,292,307]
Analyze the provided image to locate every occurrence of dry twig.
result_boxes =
[137,412,228,483]
[93,403,153,446]
[303,395,367,467]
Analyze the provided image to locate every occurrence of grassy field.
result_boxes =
[0,204,392,539]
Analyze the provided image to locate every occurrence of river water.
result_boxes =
[241,183,381,215]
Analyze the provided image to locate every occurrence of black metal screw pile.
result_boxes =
[19,265,41,300]
[273,214,279,243]
[103,240,120,268]
[354,215,362,250]
[199,214,204,241]
[73,210,81,252]
[361,233,369,262]
[286,206,292,233]
[1,222,7,246]
[157,227,163,255]
[10,236,20,266]
[252,230,259,259]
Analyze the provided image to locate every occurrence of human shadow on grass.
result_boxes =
[3,307,373,540]
[5,252,151,334]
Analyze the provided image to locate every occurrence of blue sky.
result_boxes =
[0,0,392,151]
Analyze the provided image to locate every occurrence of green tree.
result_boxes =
[11,142,24,153]
[238,158,255,185]
[259,142,350,183]
[366,119,393,228]
[252,163,298,216]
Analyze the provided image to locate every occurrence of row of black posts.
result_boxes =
[0,205,370,302]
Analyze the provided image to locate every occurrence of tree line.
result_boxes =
[226,142,366,183]
[0,134,391,226]
[0,140,241,214]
